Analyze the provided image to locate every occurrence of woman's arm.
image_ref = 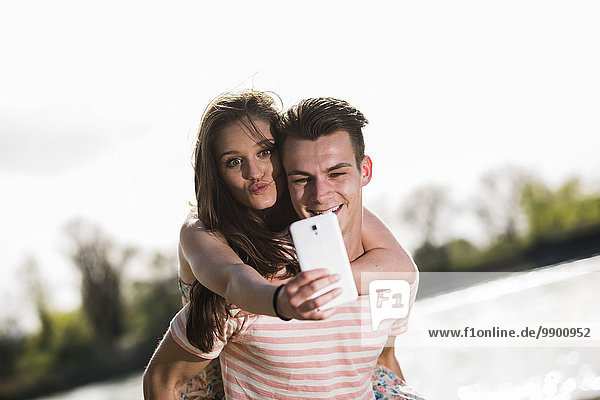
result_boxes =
[179,214,340,320]
[143,329,211,400]
[353,207,418,294]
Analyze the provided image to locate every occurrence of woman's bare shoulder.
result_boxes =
[180,212,223,241]
[181,211,207,232]
[179,212,230,257]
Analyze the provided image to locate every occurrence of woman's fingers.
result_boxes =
[277,270,344,320]
[296,287,342,314]
[284,269,330,292]
[288,273,341,307]
[305,307,337,320]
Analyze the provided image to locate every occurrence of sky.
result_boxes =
[1,0,599,332]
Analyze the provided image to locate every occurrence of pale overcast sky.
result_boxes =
[1,0,599,331]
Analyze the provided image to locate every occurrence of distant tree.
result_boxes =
[401,184,454,247]
[474,165,531,243]
[521,177,600,241]
[148,251,178,281]
[64,219,135,346]
[0,320,24,380]
[401,185,456,271]
[23,257,52,347]
[412,237,481,271]
[443,238,480,269]
[125,251,181,346]
[412,241,451,271]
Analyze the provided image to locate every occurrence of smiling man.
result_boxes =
[277,99,372,262]
[273,97,419,395]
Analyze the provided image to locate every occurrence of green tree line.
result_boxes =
[0,222,182,400]
[403,171,600,271]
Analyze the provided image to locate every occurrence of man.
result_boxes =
[144,97,418,399]
[275,97,416,382]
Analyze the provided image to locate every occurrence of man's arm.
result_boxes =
[353,207,417,294]
[143,328,211,400]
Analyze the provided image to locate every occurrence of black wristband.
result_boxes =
[273,284,291,321]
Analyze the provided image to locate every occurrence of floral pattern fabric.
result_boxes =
[372,365,426,400]
[179,357,224,400]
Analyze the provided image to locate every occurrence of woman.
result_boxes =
[145,90,420,399]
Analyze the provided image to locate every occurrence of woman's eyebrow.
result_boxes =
[218,140,274,159]
[218,150,240,159]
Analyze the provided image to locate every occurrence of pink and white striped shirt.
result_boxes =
[170,276,418,399]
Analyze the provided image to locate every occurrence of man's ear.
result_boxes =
[360,155,373,187]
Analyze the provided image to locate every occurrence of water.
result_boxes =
[33,256,600,400]
[396,255,600,400]
[33,373,142,400]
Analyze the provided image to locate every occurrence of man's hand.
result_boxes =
[275,269,342,320]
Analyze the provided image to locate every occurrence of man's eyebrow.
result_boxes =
[326,162,353,172]
[287,169,309,177]
[287,162,354,177]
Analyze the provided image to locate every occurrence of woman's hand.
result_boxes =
[274,269,342,320]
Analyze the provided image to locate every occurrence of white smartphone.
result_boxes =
[289,212,358,310]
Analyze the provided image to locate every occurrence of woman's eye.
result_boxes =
[226,158,242,168]
[293,177,310,184]
[258,148,273,158]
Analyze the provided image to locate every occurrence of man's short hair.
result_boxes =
[276,97,369,167]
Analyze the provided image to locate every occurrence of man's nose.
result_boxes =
[311,177,333,203]
[243,159,265,180]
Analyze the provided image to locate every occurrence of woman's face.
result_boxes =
[214,118,284,210]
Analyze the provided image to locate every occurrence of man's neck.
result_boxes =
[343,229,364,262]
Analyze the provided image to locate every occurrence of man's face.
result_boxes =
[282,130,372,241]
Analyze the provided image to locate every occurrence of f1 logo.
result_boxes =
[369,280,410,331]
[376,288,405,308]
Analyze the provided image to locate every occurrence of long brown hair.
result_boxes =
[187,90,299,352]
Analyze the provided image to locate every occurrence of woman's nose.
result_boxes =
[244,159,265,180]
